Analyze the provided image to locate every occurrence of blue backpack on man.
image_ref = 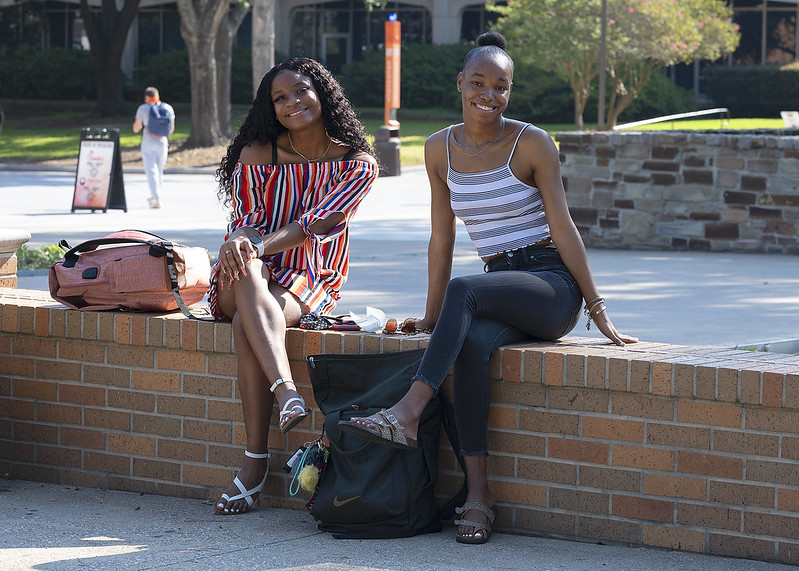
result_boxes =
[147,103,174,137]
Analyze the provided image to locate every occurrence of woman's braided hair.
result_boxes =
[216,57,372,207]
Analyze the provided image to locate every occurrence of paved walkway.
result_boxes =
[2,163,798,348]
[0,480,787,571]
[2,163,798,569]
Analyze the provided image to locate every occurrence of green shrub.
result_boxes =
[506,65,574,123]
[133,47,286,105]
[16,244,64,270]
[339,43,470,112]
[339,45,694,125]
[703,65,799,117]
[134,50,191,103]
[338,50,392,109]
[620,71,696,121]
[0,46,96,100]
[231,46,254,105]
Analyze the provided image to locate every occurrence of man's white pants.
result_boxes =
[141,135,168,200]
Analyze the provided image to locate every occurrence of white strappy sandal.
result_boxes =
[271,377,310,434]
[214,450,270,515]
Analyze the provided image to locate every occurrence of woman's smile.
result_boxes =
[473,102,497,112]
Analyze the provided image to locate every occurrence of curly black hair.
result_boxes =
[216,57,372,207]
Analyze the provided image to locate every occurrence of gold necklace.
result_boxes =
[455,119,506,157]
[288,132,333,163]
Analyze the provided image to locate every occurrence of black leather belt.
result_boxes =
[484,244,559,272]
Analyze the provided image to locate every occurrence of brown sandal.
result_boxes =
[455,502,496,544]
[338,409,418,450]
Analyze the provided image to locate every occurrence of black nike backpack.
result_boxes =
[306,349,449,539]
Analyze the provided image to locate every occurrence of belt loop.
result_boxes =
[523,245,532,263]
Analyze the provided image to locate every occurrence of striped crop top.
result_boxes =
[448,124,550,258]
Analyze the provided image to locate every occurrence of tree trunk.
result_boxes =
[573,93,585,130]
[606,59,658,129]
[176,0,230,147]
[569,74,591,130]
[251,0,276,99]
[215,3,249,139]
[80,0,141,117]
[567,58,598,131]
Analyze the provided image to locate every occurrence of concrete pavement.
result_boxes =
[0,479,788,571]
[2,163,798,348]
[2,164,799,569]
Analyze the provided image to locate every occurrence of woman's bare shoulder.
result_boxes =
[344,149,378,166]
[238,141,273,165]
[426,125,454,147]
[515,121,555,147]
[425,125,454,164]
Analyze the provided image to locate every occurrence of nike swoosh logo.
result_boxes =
[333,495,360,507]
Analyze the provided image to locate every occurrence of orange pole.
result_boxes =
[384,19,401,128]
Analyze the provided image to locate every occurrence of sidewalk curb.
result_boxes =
[0,162,217,175]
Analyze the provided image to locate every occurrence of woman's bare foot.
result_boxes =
[456,491,496,544]
[348,406,419,443]
[214,452,269,514]
[272,381,309,433]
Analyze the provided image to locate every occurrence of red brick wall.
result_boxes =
[2,289,799,564]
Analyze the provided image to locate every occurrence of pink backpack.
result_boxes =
[49,230,211,315]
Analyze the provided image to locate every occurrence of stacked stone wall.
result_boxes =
[556,130,799,253]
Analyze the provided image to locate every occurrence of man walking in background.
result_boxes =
[132,87,175,209]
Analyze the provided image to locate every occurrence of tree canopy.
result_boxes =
[492,0,740,128]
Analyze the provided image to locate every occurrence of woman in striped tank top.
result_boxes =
[210,58,377,515]
[341,32,636,543]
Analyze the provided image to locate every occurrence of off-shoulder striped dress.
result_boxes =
[207,158,378,318]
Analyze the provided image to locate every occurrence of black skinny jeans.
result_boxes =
[412,245,582,456]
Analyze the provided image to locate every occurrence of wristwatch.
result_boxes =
[249,234,265,258]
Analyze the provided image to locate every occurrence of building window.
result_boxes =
[731,0,798,65]
[766,7,797,63]
[137,3,184,67]
[290,1,431,71]
[461,2,506,43]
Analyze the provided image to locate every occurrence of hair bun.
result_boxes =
[476,31,507,51]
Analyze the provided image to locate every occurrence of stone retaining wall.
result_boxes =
[2,289,799,564]
[555,130,799,254]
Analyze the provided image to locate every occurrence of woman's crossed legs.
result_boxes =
[214,259,309,514]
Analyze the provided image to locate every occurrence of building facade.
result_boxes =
[1,1,797,84]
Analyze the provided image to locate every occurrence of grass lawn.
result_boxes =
[629,117,786,131]
[0,100,789,166]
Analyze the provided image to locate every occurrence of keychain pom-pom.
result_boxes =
[298,464,319,492]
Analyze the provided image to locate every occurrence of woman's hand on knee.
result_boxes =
[217,235,259,288]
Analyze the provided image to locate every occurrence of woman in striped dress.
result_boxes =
[341,33,636,543]
[210,57,377,515]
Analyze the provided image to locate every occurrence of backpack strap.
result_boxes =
[157,241,216,322]
[272,139,278,165]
